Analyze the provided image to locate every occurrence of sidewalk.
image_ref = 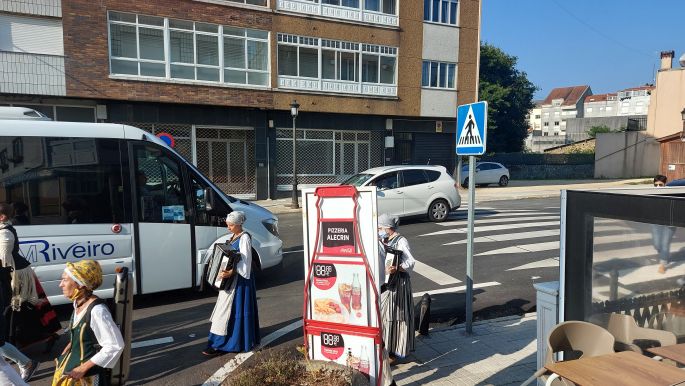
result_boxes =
[252,178,649,215]
[393,313,537,386]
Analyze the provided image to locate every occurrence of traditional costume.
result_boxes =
[52,260,124,386]
[378,214,415,359]
[206,211,260,353]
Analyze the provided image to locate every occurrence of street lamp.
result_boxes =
[680,108,685,142]
[290,100,300,208]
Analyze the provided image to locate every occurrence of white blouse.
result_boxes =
[72,303,125,369]
[379,234,416,283]
[232,233,253,280]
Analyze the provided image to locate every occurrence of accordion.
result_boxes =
[206,242,242,290]
[383,244,405,290]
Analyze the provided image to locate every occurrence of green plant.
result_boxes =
[586,125,613,138]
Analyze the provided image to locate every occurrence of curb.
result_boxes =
[423,312,537,335]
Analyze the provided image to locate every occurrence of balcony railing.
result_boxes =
[277,0,399,27]
[278,75,397,97]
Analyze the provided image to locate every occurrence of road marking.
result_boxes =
[203,319,303,386]
[477,241,559,256]
[440,211,552,226]
[445,229,560,245]
[413,260,461,285]
[507,258,559,271]
[438,215,559,227]
[420,221,560,237]
[283,249,304,255]
[131,336,174,349]
[412,281,500,298]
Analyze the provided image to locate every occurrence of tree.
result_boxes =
[586,125,612,138]
[479,43,537,153]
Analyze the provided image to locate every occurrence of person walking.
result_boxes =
[378,214,415,364]
[0,203,61,351]
[652,175,677,274]
[0,203,38,382]
[52,260,125,386]
[204,211,260,356]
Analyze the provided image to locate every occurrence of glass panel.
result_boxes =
[134,145,188,223]
[224,37,246,68]
[382,0,395,15]
[197,34,219,65]
[441,0,449,23]
[170,64,195,79]
[170,31,195,63]
[339,52,357,81]
[247,40,268,70]
[277,45,298,76]
[357,142,369,171]
[342,0,359,7]
[224,26,245,37]
[322,50,336,80]
[299,47,318,78]
[402,170,428,187]
[110,24,137,58]
[247,29,269,39]
[139,28,164,61]
[247,72,268,85]
[449,0,457,24]
[421,61,430,87]
[196,22,218,33]
[380,56,395,84]
[140,62,166,77]
[138,15,164,26]
[439,62,447,87]
[169,19,194,30]
[305,130,334,140]
[447,63,456,88]
[343,143,355,175]
[430,61,438,87]
[108,12,136,23]
[197,67,219,81]
[225,69,247,84]
[246,0,268,5]
[298,141,334,174]
[362,54,378,83]
[431,0,439,22]
[365,0,379,11]
[323,0,340,5]
[423,0,431,21]
[110,59,138,75]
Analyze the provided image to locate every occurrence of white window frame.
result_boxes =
[108,11,270,88]
[423,0,458,25]
[275,0,399,27]
[421,60,456,89]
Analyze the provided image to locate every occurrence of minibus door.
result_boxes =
[131,143,193,294]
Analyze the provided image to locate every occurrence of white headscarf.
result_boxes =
[227,211,246,225]
[378,214,399,229]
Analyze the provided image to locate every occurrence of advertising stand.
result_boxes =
[302,186,384,385]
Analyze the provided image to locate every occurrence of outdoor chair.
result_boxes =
[607,313,676,354]
[520,321,615,386]
[649,311,685,343]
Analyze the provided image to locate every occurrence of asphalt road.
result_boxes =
[27,197,561,385]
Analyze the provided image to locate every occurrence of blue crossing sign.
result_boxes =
[456,101,487,155]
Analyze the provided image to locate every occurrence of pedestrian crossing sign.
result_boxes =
[456,101,487,155]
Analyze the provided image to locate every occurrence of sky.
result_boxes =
[481,0,685,100]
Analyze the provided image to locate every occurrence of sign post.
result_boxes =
[302,186,384,385]
[456,101,487,334]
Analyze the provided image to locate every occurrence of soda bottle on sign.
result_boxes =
[351,273,362,314]
[359,346,370,376]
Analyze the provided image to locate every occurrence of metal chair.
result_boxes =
[520,321,615,386]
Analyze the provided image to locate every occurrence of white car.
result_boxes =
[343,165,461,222]
[461,162,510,187]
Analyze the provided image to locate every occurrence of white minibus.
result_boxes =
[0,116,282,304]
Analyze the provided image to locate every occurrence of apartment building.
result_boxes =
[0,0,479,199]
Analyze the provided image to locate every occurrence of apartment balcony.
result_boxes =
[276,0,399,27]
[278,75,397,97]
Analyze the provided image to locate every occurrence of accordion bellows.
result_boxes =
[206,243,242,290]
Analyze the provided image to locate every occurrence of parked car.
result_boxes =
[666,179,685,186]
[342,165,461,222]
[461,162,510,188]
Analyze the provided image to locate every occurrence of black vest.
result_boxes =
[5,224,30,270]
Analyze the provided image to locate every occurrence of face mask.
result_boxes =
[378,230,388,239]
[68,287,86,302]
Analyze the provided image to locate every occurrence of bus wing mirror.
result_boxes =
[204,188,216,212]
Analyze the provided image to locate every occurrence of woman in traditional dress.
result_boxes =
[204,211,260,356]
[52,259,125,386]
[0,203,61,351]
[378,214,415,364]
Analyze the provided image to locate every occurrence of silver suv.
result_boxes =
[343,165,461,222]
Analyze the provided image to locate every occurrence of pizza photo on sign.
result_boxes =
[313,297,349,324]
[321,221,355,254]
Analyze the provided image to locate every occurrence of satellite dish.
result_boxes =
[680,53,685,67]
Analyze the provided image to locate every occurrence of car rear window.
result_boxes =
[401,170,428,187]
[425,170,440,182]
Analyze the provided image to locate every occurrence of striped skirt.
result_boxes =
[381,273,414,358]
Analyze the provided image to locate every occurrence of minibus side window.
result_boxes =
[133,145,189,224]
[190,175,229,227]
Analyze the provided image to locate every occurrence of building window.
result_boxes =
[554,121,559,126]
[276,0,397,27]
[421,60,456,89]
[543,112,550,117]
[108,12,269,87]
[554,111,560,116]
[534,114,540,119]
[424,0,457,25]
[277,34,397,96]
[543,122,549,127]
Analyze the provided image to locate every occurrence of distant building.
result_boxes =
[583,93,617,118]
[647,50,685,139]
[527,85,591,152]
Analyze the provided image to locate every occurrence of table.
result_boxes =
[649,343,685,365]
[544,351,685,386]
